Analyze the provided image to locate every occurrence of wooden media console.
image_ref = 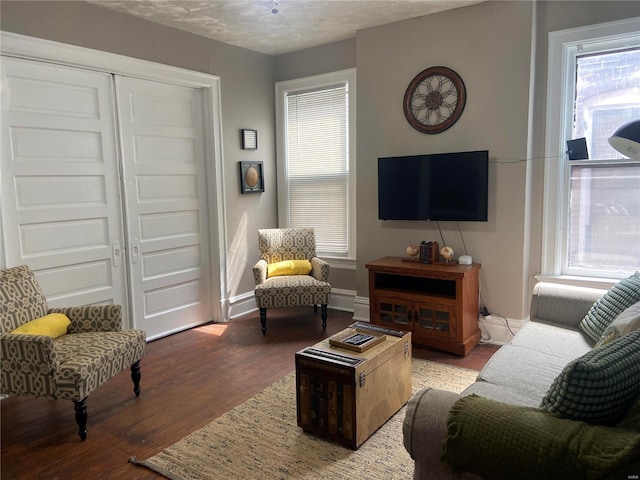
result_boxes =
[366,256,481,356]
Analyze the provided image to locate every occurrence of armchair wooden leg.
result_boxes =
[259,308,267,335]
[131,360,142,397]
[74,397,88,441]
[321,304,327,330]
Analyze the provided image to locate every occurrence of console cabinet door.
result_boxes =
[374,295,457,342]
[375,295,412,331]
[412,302,457,342]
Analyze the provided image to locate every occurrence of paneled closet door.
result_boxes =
[115,77,212,339]
[0,57,129,315]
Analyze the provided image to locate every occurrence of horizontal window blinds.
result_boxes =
[286,85,349,254]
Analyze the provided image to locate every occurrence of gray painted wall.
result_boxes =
[274,38,356,82]
[355,1,535,319]
[275,0,639,320]
[2,0,638,321]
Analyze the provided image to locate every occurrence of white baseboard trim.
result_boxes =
[224,291,524,347]
[225,288,356,321]
[226,291,256,320]
[329,288,357,312]
[353,295,370,323]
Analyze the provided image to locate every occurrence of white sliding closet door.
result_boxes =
[1,57,214,338]
[115,77,212,339]
[0,57,128,312]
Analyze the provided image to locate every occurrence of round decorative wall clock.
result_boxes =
[403,66,466,134]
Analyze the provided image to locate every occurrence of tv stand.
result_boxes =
[365,256,481,356]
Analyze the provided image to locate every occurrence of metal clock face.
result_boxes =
[403,66,466,134]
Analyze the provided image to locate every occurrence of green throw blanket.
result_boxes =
[442,395,640,480]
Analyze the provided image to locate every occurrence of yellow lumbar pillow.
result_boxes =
[11,313,71,338]
[267,259,312,278]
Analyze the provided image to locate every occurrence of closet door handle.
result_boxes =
[131,238,140,264]
[111,241,122,268]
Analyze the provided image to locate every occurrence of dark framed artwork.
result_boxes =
[239,161,264,194]
[241,129,258,150]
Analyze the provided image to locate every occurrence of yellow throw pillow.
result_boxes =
[267,259,312,278]
[11,313,71,338]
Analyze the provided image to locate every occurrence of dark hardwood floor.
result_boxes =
[1,308,499,480]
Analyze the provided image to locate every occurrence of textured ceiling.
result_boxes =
[87,0,484,55]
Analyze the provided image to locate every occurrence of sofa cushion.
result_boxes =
[595,301,640,348]
[530,282,606,330]
[11,313,70,338]
[540,329,640,425]
[510,321,593,360]
[579,271,640,342]
[477,345,570,401]
[54,329,146,401]
[254,275,331,309]
[461,381,540,408]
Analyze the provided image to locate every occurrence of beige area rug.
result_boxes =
[129,359,477,480]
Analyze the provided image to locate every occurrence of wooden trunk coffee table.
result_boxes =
[295,322,412,449]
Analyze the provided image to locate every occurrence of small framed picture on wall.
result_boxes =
[241,129,258,150]
[239,161,264,194]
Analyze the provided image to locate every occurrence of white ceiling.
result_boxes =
[87,0,484,55]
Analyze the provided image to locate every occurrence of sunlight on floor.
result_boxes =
[195,322,229,336]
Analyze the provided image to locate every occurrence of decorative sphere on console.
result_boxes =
[406,244,419,258]
[440,246,454,261]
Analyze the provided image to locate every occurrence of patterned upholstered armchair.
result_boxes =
[253,228,331,334]
[0,265,146,440]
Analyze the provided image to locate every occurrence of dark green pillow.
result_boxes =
[579,271,640,342]
[541,329,640,425]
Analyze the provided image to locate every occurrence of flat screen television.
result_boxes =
[378,150,489,221]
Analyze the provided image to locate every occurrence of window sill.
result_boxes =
[534,274,618,290]
[318,256,356,271]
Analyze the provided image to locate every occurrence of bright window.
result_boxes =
[275,69,356,258]
[544,19,640,280]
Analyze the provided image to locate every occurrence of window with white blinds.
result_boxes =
[276,69,356,258]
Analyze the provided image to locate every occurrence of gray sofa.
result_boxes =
[403,281,640,479]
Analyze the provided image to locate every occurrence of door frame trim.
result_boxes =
[0,31,228,323]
